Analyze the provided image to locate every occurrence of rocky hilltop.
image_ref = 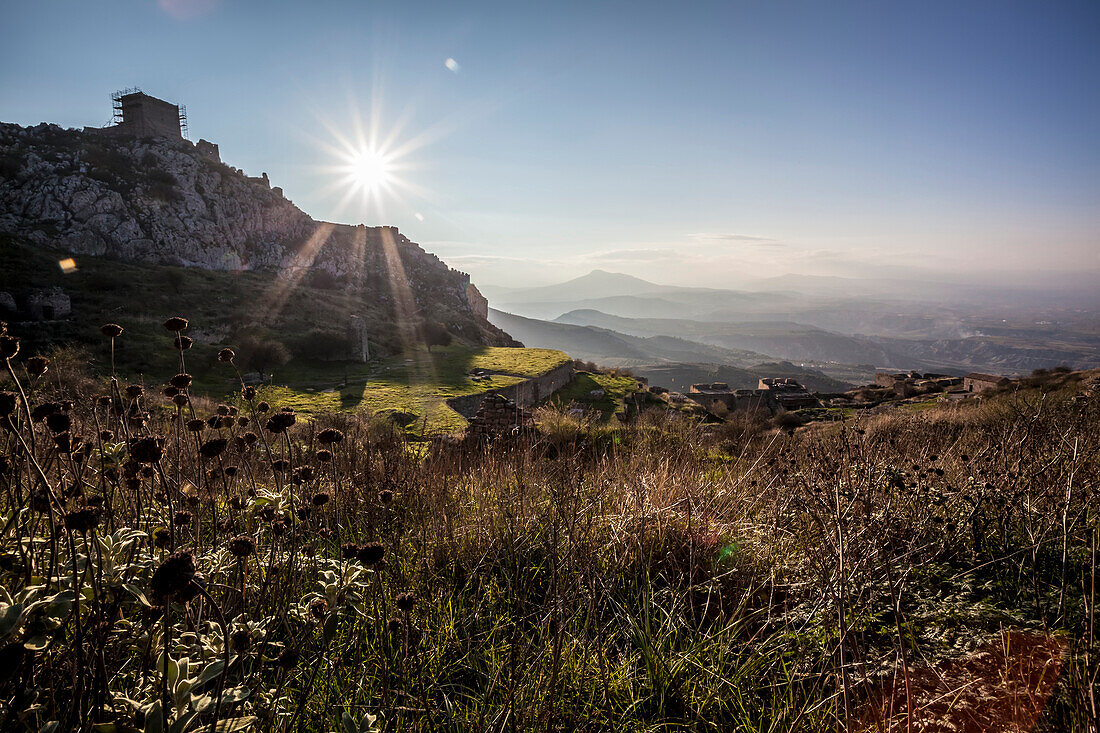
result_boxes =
[0,120,512,350]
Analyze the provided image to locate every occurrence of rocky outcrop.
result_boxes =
[0,121,516,347]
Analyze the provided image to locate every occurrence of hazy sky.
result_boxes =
[2,0,1098,288]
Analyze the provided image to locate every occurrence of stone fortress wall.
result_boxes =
[447,362,575,419]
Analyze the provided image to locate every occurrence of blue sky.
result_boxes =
[2,0,1098,287]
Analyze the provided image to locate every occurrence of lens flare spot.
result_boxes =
[444,58,460,73]
[58,258,77,274]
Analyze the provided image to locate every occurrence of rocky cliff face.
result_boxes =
[0,121,516,347]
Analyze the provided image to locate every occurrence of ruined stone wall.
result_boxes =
[448,362,576,419]
[465,394,532,440]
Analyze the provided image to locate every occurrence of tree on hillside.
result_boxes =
[421,322,452,352]
[239,336,291,375]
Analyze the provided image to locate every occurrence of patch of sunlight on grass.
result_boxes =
[256,347,569,436]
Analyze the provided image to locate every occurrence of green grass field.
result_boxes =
[544,370,644,421]
[255,346,573,435]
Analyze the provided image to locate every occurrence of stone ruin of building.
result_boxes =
[465,393,532,441]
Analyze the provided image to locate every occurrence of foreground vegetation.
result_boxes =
[0,319,1097,731]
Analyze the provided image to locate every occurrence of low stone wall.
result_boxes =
[448,362,575,419]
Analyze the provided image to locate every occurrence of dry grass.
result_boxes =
[0,321,1096,732]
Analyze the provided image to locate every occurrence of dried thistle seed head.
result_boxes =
[173,510,193,526]
[150,551,196,604]
[308,598,328,620]
[379,489,394,505]
[172,394,189,408]
[237,416,249,427]
[25,356,48,377]
[186,418,205,433]
[53,432,77,453]
[223,465,238,477]
[395,591,417,612]
[99,429,115,442]
[317,428,344,445]
[163,385,179,398]
[267,412,296,432]
[0,392,17,418]
[295,466,314,482]
[199,438,228,459]
[217,347,235,363]
[276,647,300,669]
[242,432,259,445]
[340,543,359,560]
[217,404,230,416]
[31,489,52,513]
[271,521,286,537]
[129,436,164,464]
[63,506,102,533]
[271,459,290,472]
[228,535,257,558]
[357,542,384,566]
[100,323,124,338]
[0,336,18,360]
[242,386,257,400]
[173,335,193,351]
[45,412,71,434]
[31,403,58,421]
[169,373,193,389]
[162,317,189,332]
[315,449,332,462]
[230,628,252,652]
[125,384,144,399]
[97,394,113,407]
[228,496,244,511]
[256,401,270,413]
[387,617,404,634]
[310,492,330,507]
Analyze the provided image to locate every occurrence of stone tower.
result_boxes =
[95,90,184,139]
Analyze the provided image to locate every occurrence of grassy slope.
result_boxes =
[257,346,572,435]
[543,370,643,421]
[0,235,578,435]
[0,235,503,383]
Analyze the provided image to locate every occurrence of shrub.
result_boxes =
[308,269,341,290]
[239,336,290,374]
[420,321,452,352]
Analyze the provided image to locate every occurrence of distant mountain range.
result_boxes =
[488,308,870,391]
[485,270,1100,376]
